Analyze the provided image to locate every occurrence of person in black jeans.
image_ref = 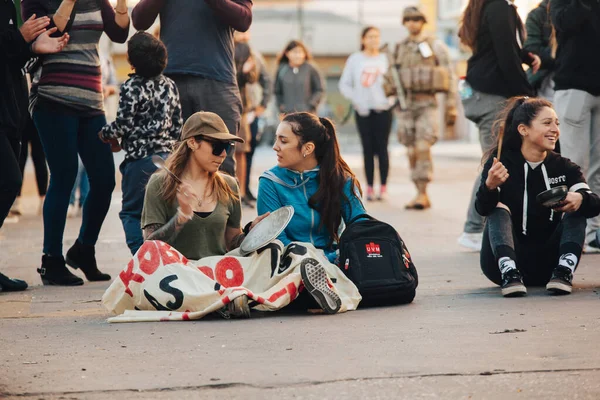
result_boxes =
[339,26,393,201]
[476,97,600,297]
[0,0,68,291]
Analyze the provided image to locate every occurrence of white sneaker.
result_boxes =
[458,232,483,252]
[67,204,77,218]
[584,240,600,254]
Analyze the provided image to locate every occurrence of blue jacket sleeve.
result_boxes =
[341,180,366,223]
[257,177,292,246]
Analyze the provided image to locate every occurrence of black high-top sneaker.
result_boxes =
[546,266,573,295]
[38,255,84,286]
[65,240,111,282]
[501,269,527,297]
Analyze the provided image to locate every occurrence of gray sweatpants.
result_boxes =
[461,90,507,234]
[554,89,600,244]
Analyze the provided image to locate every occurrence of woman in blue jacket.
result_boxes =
[257,113,366,313]
[257,112,366,264]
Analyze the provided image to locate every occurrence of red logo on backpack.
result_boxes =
[365,242,382,258]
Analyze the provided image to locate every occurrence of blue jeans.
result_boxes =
[33,104,115,256]
[119,153,165,255]
[69,159,89,207]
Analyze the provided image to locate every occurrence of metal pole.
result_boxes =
[357,0,364,26]
[297,0,304,41]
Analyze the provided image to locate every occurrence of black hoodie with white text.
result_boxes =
[475,150,600,244]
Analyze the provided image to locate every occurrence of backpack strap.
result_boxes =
[347,213,375,225]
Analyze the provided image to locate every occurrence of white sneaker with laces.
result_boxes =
[458,232,483,252]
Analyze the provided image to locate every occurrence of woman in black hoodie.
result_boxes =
[457,0,540,251]
[476,97,600,297]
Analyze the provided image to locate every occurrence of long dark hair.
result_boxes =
[277,40,312,68]
[282,113,363,245]
[360,26,379,51]
[459,0,525,51]
[484,96,554,163]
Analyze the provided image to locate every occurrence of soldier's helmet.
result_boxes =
[402,6,427,23]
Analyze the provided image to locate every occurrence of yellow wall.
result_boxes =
[420,0,437,33]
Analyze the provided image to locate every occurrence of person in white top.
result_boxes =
[339,26,394,201]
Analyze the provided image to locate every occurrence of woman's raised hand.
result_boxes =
[176,182,199,216]
[485,157,509,191]
[32,28,70,54]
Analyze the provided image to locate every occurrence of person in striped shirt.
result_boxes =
[22,0,129,286]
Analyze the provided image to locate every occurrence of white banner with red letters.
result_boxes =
[102,240,361,323]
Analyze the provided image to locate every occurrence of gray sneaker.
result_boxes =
[300,258,341,314]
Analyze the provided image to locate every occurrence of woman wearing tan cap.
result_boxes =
[141,112,267,261]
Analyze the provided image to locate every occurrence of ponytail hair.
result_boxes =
[282,113,362,245]
[483,96,554,163]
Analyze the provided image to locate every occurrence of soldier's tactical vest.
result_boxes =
[394,38,450,93]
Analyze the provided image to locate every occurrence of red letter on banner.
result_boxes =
[119,259,145,297]
[137,241,161,275]
[215,257,244,287]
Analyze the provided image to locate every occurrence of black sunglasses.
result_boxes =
[199,137,234,156]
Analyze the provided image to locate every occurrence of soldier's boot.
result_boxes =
[405,181,431,210]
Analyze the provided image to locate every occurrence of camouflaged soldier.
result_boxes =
[385,6,455,210]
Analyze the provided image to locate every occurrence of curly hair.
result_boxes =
[127,31,168,78]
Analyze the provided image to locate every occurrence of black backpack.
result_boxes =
[338,214,418,306]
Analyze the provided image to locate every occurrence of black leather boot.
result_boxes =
[38,255,84,286]
[65,240,111,282]
[0,272,28,292]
